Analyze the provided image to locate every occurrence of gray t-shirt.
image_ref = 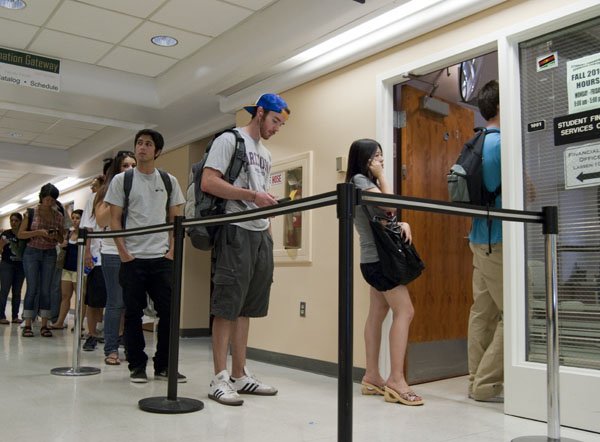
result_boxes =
[352,174,387,264]
[204,128,271,231]
[104,168,185,259]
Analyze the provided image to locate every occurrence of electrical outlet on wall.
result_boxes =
[300,302,306,317]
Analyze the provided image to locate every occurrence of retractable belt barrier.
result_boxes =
[50,183,565,441]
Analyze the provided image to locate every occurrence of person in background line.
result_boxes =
[49,200,72,328]
[467,80,504,402]
[201,93,289,406]
[345,139,423,406]
[105,130,186,382]
[94,151,136,365]
[52,209,83,329]
[0,213,26,324]
[18,183,64,338]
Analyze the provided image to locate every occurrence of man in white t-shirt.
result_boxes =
[104,129,185,383]
[201,93,290,406]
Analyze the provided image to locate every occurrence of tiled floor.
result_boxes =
[1,321,598,442]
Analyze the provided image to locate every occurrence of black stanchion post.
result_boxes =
[139,216,204,414]
[513,206,579,442]
[337,182,355,442]
[51,229,101,376]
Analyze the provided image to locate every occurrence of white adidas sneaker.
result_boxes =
[230,366,278,396]
[208,370,243,406]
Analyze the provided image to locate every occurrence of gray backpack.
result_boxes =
[184,129,247,250]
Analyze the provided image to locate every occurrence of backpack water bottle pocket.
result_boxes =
[447,164,470,202]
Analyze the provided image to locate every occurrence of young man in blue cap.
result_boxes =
[201,93,290,406]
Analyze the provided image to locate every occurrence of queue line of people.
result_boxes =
[0,88,504,406]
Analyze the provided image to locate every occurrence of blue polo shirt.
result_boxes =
[469,127,502,244]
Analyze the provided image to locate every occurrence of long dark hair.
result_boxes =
[345,138,381,183]
[93,151,136,214]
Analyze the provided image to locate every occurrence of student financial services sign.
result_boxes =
[0,48,60,92]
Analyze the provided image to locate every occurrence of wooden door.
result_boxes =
[397,85,475,383]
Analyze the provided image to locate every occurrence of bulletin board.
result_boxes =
[269,151,313,264]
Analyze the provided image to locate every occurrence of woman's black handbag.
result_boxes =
[362,206,425,286]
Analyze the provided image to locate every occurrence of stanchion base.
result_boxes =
[138,396,204,414]
[512,436,581,441]
[51,366,101,376]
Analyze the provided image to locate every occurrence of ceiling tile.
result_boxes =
[45,1,142,44]
[29,29,113,65]
[0,117,52,133]
[32,133,81,148]
[77,0,167,18]
[0,127,39,141]
[0,0,61,26]
[44,122,97,139]
[225,0,277,11]
[122,22,211,59]
[98,47,178,77]
[63,120,107,131]
[5,111,59,124]
[151,0,252,37]
[0,18,38,50]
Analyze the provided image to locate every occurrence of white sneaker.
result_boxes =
[208,370,243,406]
[230,366,278,396]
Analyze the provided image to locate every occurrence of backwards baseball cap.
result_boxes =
[244,93,289,119]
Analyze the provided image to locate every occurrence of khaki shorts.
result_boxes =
[61,269,78,283]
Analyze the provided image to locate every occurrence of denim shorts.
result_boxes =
[360,261,399,292]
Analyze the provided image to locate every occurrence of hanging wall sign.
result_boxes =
[567,52,600,114]
[0,47,60,92]
[564,142,600,189]
[554,108,600,146]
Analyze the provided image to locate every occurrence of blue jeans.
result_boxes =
[119,257,173,372]
[22,247,56,319]
[0,261,25,320]
[102,253,124,356]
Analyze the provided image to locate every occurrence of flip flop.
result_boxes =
[11,318,23,324]
[104,354,121,365]
[361,381,385,396]
[384,386,424,406]
[0,319,9,325]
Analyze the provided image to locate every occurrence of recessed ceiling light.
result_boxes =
[8,131,22,137]
[0,0,26,10]
[151,36,178,47]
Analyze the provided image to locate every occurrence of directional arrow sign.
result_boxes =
[577,171,600,182]
[564,143,600,189]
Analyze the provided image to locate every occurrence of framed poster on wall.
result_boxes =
[269,151,313,264]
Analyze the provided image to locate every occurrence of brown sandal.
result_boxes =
[384,386,424,406]
[40,326,53,337]
[361,381,385,396]
[22,326,34,337]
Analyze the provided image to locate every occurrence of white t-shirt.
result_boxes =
[104,168,185,259]
[204,128,271,231]
[79,192,102,266]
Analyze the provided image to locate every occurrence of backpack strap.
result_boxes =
[27,207,34,231]
[479,127,501,255]
[157,169,172,222]
[221,129,247,184]
[122,168,134,228]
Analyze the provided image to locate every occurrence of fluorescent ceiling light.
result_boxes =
[24,192,38,203]
[0,0,26,9]
[55,177,84,191]
[151,36,178,47]
[288,0,443,65]
[0,203,19,215]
